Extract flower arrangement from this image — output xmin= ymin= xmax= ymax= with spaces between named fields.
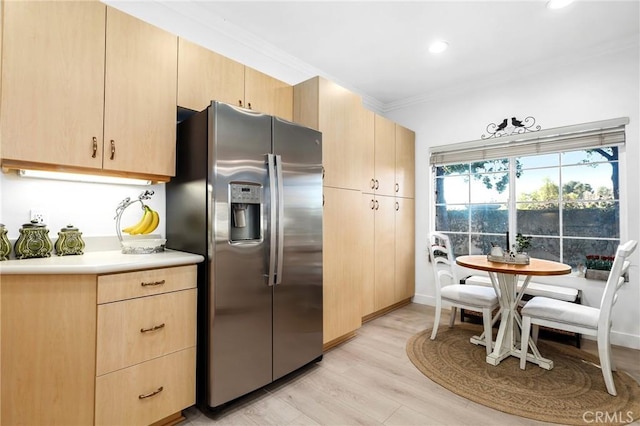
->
xmin=585 ymin=254 xmax=615 ymax=271
xmin=514 ymin=233 xmax=532 ymax=253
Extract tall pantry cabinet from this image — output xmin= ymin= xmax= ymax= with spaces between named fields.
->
xmin=294 ymin=77 xmax=415 ymax=346
xmin=0 ymin=2 xmax=178 ymax=180
xmin=294 ymin=76 xmax=374 ymax=347
xmin=361 ymin=115 xmax=415 ymax=317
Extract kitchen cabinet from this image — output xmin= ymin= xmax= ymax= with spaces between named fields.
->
xmin=0 ymin=265 xmax=197 ymax=426
xmin=363 ymin=115 xmax=415 ymax=198
xmin=178 ymin=37 xmax=293 ymax=120
xmin=361 ymin=194 xmax=414 ymax=318
xmin=322 ymin=187 xmax=364 ymax=347
xmin=395 ymin=124 xmax=416 ymax=198
xmin=294 ymin=76 xmax=374 ymax=191
xmin=0 ymin=2 xmax=177 ymax=180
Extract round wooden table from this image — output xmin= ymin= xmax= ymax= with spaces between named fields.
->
xmin=456 ymin=255 xmax=571 ymax=369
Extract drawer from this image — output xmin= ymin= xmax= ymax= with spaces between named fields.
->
xmin=95 ymin=347 xmax=196 ymax=426
xmin=98 ymin=264 xmax=196 ymax=303
xmin=96 ymin=288 xmax=196 ymax=376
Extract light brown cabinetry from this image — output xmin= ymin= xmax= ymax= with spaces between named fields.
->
xmin=294 ymin=76 xmax=374 ymax=190
xmin=178 ymin=38 xmax=293 ymax=120
xmin=0 ymin=2 xmax=177 ymax=180
xmin=0 ymin=265 xmax=197 ymax=426
xmin=95 ymin=265 xmax=197 ymax=425
xmin=395 ymin=124 xmax=416 ymax=198
xmin=361 ymin=194 xmax=415 ymax=317
xmin=322 ymin=187 xmax=364 ymax=346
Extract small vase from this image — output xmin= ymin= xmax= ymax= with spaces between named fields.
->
xmin=0 ymin=224 xmax=11 ymax=261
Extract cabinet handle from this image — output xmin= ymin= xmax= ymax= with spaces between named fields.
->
xmin=91 ymin=137 xmax=98 ymax=158
xmin=140 ymin=323 xmax=165 ymax=333
xmin=247 ymin=102 xmax=252 ymax=110
xmin=238 ymin=100 xmax=243 ymax=107
xmin=369 ymin=199 xmax=375 ymax=209
xmin=395 ymin=183 xmax=399 ymax=193
xmin=375 ymin=180 xmax=379 ymax=190
xmin=140 ymin=279 xmax=165 ymax=287
xmin=110 ymin=140 xmax=115 ymax=160
xmin=395 ymin=201 xmax=400 ymax=211
xmin=322 ymin=166 xmax=325 ymax=180
xmin=374 ymin=200 xmax=379 ymax=210
xmin=138 ymin=386 xmax=163 ymax=400
xmin=370 ymin=179 xmax=375 ymax=189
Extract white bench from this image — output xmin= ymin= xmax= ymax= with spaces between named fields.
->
xmin=460 ymin=274 xmax=582 ymax=347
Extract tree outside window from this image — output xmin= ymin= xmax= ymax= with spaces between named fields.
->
xmin=434 ymin=147 xmax=620 ymax=269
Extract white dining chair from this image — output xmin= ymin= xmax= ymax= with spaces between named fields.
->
xmin=429 ymin=232 xmax=500 ymax=355
xmin=519 ymin=239 xmax=637 ymax=396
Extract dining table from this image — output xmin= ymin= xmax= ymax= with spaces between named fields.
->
xmin=455 ymin=255 xmax=571 ymax=369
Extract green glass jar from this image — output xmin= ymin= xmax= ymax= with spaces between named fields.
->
xmin=14 ymin=220 xmax=53 ymax=259
xmin=55 ymin=224 xmax=85 ymax=256
xmin=0 ymin=223 xmax=11 ymax=261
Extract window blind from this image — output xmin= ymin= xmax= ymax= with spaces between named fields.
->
xmin=429 ymin=117 xmax=628 ymax=166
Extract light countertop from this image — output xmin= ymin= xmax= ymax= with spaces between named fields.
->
xmin=0 ymin=249 xmax=204 ymax=275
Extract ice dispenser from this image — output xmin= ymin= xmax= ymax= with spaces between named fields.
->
xmin=229 ymin=183 xmax=262 ymax=242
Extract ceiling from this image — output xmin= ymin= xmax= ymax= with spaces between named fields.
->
xmin=109 ymin=1 xmax=639 ymax=111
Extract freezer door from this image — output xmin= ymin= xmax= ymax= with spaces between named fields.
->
xmin=210 ymin=102 xmax=274 ymax=407
xmin=272 ymin=117 xmax=323 ymax=380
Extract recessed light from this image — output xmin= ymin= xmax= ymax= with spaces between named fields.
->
xmin=546 ymin=0 xmax=575 ymax=10
xmin=428 ymin=40 xmax=449 ymax=54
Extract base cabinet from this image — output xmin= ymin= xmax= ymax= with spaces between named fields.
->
xmin=0 ymin=265 xmax=197 ymax=426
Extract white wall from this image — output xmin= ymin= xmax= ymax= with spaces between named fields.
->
xmin=0 ymin=172 xmax=166 ymax=248
xmin=386 ymin=45 xmax=640 ymax=349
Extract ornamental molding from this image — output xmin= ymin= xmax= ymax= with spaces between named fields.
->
xmin=481 ymin=116 xmax=541 ymax=139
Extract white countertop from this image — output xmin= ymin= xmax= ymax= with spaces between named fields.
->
xmin=0 ymin=249 xmax=204 ymax=275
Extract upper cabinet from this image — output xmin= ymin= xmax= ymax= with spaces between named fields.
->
xmin=103 ymin=7 xmax=177 ymax=178
xmin=294 ymin=76 xmax=373 ymax=190
xmin=0 ymin=3 xmax=178 ymax=180
xmin=0 ymin=1 xmax=106 ymax=170
xmin=177 ymin=38 xmax=245 ymax=112
xmin=177 ymin=38 xmax=293 ymax=120
xmin=395 ymin=124 xmax=415 ymax=198
xmin=363 ymin=115 xmax=415 ymax=198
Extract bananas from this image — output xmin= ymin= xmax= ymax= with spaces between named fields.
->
xmin=122 ymin=205 xmax=160 ymax=235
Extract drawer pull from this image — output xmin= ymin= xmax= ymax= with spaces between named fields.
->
xmin=140 ymin=279 xmax=165 ymax=287
xmin=140 ymin=323 xmax=165 ymax=333
xmin=138 ymin=386 xmax=163 ymax=399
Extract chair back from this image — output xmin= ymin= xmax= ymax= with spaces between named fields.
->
xmin=598 ymin=240 xmax=637 ymax=330
xmin=428 ymin=232 xmax=458 ymax=295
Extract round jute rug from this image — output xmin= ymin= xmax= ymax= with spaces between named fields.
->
xmin=406 ymin=323 xmax=640 ymax=425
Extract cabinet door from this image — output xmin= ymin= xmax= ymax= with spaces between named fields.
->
xmin=395 ymin=125 xmax=415 ymax=198
xmin=104 ymin=7 xmax=177 ymax=177
xmin=0 ymin=1 xmax=106 ymax=168
xmin=374 ymin=195 xmax=396 ymax=311
xmin=1 ymin=275 xmax=97 ymax=426
xmin=323 ymin=187 xmax=363 ymax=344
xmin=373 ymin=115 xmax=396 ymax=196
xmin=244 ymin=66 xmax=293 ymax=120
xmin=307 ymin=77 xmax=373 ymax=191
xmin=395 ymin=197 xmax=415 ymax=301
xmin=177 ymin=38 xmax=245 ymax=112
xmin=361 ymin=194 xmax=376 ymax=316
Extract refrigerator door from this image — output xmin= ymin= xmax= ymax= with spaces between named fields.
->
xmin=210 ymin=102 xmax=274 ymax=407
xmin=272 ymin=117 xmax=323 ymax=380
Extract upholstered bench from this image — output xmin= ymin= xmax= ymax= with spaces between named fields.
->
xmin=460 ymin=274 xmax=582 ymax=347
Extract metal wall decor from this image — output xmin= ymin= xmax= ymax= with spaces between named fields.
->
xmin=481 ymin=116 xmax=541 ymax=139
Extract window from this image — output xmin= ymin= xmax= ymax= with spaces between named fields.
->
xmin=431 ymin=118 xmax=627 ymax=269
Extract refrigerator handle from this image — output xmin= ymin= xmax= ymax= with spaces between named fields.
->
xmin=275 ymin=155 xmax=285 ymax=285
xmin=267 ymin=154 xmax=277 ymax=286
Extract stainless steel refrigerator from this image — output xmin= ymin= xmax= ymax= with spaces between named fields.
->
xmin=166 ymin=101 xmax=323 ymax=409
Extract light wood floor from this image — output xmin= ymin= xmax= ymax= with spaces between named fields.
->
xmin=181 ymin=303 xmax=640 ymax=426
